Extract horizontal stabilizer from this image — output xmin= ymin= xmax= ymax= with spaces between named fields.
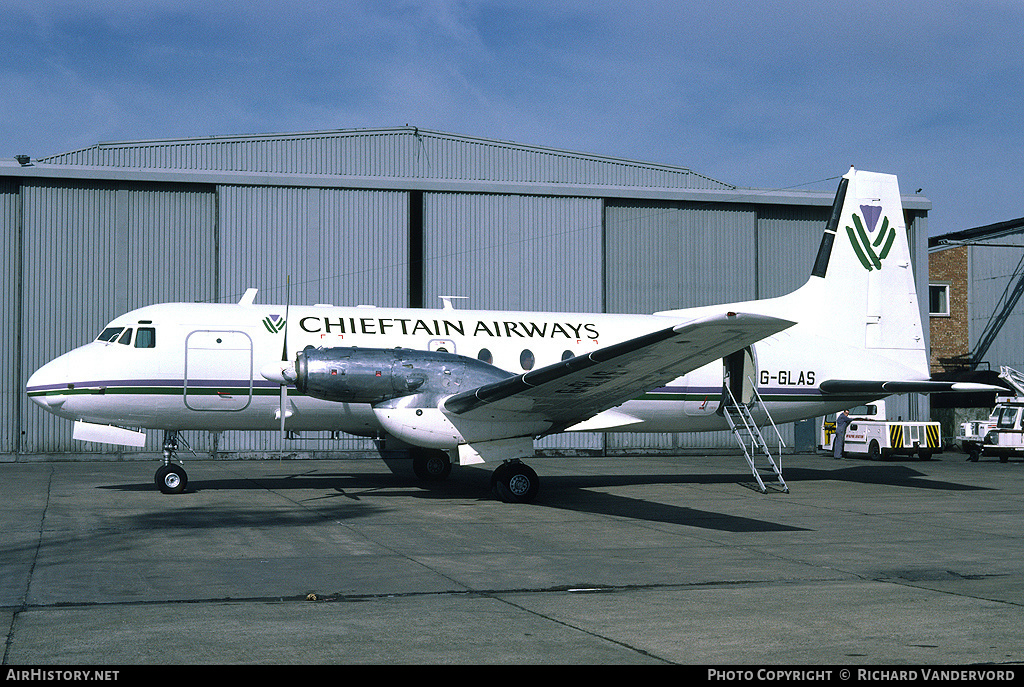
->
xmin=819 ymin=380 xmax=1007 ymax=395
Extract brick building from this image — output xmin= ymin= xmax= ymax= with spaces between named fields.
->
xmin=928 ymin=244 xmax=970 ymax=374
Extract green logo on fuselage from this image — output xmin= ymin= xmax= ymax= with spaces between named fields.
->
xmin=263 ymin=315 xmax=286 ymax=333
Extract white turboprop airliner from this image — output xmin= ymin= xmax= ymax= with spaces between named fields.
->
xmin=26 ymin=168 xmax=991 ymax=501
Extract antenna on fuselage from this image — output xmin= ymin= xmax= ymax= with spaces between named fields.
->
xmin=439 ymin=295 xmax=467 ymax=310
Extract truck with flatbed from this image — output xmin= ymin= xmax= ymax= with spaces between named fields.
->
xmin=820 ymin=399 xmax=942 ymax=460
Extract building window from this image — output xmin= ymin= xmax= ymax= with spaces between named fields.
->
xmin=929 ymin=284 xmax=950 ymax=316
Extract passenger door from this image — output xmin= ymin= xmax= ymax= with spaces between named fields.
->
xmin=183 ymin=330 xmax=254 ymax=411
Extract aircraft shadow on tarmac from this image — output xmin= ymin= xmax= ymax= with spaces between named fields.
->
xmin=98 ymin=458 xmax=988 ymax=534
xmin=785 ymin=462 xmax=991 ymax=492
xmin=100 ymin=466 xmax=794 ymax=532
xmin=527 ymin=463 xmax=988 ymax=532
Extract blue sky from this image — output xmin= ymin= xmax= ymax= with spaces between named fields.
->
xmin=3 ymin=0 xmax=1022 ymax=236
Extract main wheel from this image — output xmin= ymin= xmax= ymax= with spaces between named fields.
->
xmin=155 ymin=464 xmax=188 ymax=494
xmin=492 ymin=462 xmax=539 ymax=503
xmin=412 ymin=449 xmax=452 ymax=481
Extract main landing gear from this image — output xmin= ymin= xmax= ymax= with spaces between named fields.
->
xmin=490 ymin=460 xmax=539 ymax=503
xmin=410 ymin=449 xmax=540 ymax=503
xmin=155 ymin=430 xmax=189 ymax=494
xmin=411 ymin=448 xmax=453 ymax=481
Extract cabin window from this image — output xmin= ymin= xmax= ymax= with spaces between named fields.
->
xmin=135 ymin=327 xmax=156 ymax=348
xmin=477 ymin=348 xmax=493 ymax=364
xmin=97 ymin=327 xmax=123 ymax=342
xmin=561 ymin=350 xmax=574 ymax=361
xmin=520 ymin=349 xmax=535 ymax=370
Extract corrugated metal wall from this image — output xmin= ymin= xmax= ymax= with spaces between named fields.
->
xmin=1 ymin=180 xmax=18 ymax=453
xmin=125 ymin=184 xmax=218 ymax=309
xmin=424 ymin=193 xmax=603 ymax=311
xmin=216 ymin=186 xmax=408 ymax=308
xmin=605 ymin=200 xmax=758 ymax=312
xmin=970 ymin=235 xmax=1024 ymax=374
xmin=756 ymin=205 xmax=831 ymax=299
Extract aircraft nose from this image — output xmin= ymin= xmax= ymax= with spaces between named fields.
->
xmin=25 ymin=355 xmax=70 ymax=411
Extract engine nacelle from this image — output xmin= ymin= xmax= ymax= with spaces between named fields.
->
xmin=294 ymin=346 xmax=513 ymax=405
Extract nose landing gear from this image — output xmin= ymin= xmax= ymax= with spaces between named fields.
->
xmin=155 ymin=430 xmax=189 ymax=494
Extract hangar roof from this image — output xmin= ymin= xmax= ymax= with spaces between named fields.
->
xmin=929 ymin=216 xmax=1024 ymax=250
xmin=31 ymin=126 xmax=733 ymax=190
xmin=2 ymin=126 xmax=931 ymax=210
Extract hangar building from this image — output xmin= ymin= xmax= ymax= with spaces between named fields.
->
xmin=928 ymin=217 xmax=1024 ymax=438
xmin=1 ymin=127 xmax=933 ymax=459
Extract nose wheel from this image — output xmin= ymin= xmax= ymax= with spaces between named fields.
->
xmin=155 ymin=463 xmax=188 ymax=494
xmin=155 ymin=431 xmax=189 ymax=494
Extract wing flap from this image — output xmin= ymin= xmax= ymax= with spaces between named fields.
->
xmin=444 ymin=311 xmax=794 ymax=432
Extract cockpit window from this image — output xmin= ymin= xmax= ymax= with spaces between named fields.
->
xmin=117 ymin=328 xmax=133 ymax=345
xmin=135 ymin=327 xmax=156 ymax=348
xmin=97 ymin=327 xmax=123 ymax=342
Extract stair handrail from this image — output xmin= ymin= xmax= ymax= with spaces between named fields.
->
xmin=724 ymin=380 xmax=790 ymax=493
xmin=723 ymin=382 xmax=757 ymax=444
xmin=722 ymin=383 xmax=767 ymax=492
xmin=748 ymin=377 xmax=786 ymax=470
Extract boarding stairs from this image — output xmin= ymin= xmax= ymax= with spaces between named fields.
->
xmin=723 ymin=381 xmax=789 ymax=493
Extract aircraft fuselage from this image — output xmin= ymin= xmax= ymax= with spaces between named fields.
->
xmin=26 ymin=299 xmax=891 ymax=438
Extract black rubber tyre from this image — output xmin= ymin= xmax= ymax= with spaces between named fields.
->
xmin=493 ymin=462 xmax=539 ymax=503
xmin=868 ymin=441 xmax=881 ymax=462
xmin=155 ymin=464 xmax=188 ymax=494
xmin=412 ymin=449 xmax=452 ymax=481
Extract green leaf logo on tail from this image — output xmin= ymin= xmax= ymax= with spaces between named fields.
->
xmin=263 ymin=314 xmax=286 ymax=333
xmin=846 ymin=204 xmax=895 ymax=271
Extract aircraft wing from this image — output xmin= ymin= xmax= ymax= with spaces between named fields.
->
xmin=443 ymin=311 xmax=794 ymax=433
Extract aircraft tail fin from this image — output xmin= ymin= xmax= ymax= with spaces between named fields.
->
xmin=789 ymin=167 xmax=928 ymax=375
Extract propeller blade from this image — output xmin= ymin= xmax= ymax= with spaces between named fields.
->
xmin=280 ymin=384 xmax=287 ymax=436
xmin=280 ymin=276 xmax=291 ymax=438
xmin=281 ymin=276 xmax=290 ymax=362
